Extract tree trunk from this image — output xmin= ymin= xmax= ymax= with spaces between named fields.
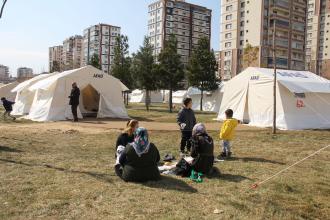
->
xmin=200 ymin=89 xmax=203 ymax=111
xmin=145 ymin=90 xmax=150 ymax=111
xmin=169 ymin=88 xmax=173 ymax=113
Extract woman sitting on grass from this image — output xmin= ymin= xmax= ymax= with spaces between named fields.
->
xmin=118 ymin=127 xmax=161 ymax=182
xmin=116 ymin=119 xmax=139 ymax=152
xmin=190 ymin=123 xmax=214 ymax=175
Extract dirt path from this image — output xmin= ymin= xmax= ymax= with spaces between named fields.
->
xmin=0 ymin=120 xmax=260 ymax=134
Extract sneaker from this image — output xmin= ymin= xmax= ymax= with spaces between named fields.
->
xmin=217 ymin=152 xmax=227 ymax=160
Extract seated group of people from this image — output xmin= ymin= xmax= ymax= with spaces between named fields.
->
xmin=114 ymin=119 xmax=214 ymax=183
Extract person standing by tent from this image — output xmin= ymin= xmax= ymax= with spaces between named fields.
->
xmin=1 ymin=97 xmax=16 ymax=121
xmin=177 ymin=97 xmax=196 ymax=155
xmin=68 ymin=82 xmax=80 ymax=122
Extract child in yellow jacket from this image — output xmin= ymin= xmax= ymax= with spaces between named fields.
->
xmin=218 ymin=109 xmax=239 ymax=159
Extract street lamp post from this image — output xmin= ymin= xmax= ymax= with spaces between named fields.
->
xmin=272 ymin=1 xmax=277 ymax=134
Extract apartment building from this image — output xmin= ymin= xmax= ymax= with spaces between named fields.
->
xmin=49 ymin=45 xmax=63 ymax=72
xmin=17 ymin=67 xmax=33 ymax=80
xmin=82 ymin=24 xmax=121 ymax=74
xmin=0 ymin=64 xmax=10 ymax=82
xmin=305 ymin=0 xmax=330 ymax=79
xmin=148 ymin=0 xmax=211 ymax=65
xmin=220 ymin=0 xmax=307 ymax=80
xmin=214 ymin=51 xmax=221 ymax=78
xmin=62 ymin=35 xmax=83 ymax=71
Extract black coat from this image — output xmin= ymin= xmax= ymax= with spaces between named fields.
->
xmin=116 ymin=133 xmax=134 ymax=149
xmin=2 ymin=100 xmax=15 ymax=111
xmin=119 ymin=143 xmax=161 ymax=182
xmin=177 ymin=108 xmax=196 ymax=131
xmin=190 ymin=134 xmax=214 ymax=174
xmin=69 ymin=87 xmax=80 ymax=106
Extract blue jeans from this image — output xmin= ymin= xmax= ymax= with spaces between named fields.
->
xmin=222 ymin=140 xmax=231 ymax=153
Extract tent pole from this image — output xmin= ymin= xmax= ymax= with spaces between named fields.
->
xmin=272 ymin=2 xmax=277 ymax=134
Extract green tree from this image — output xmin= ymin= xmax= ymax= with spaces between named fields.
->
xmin=131 ymin=37 xmax=159 ymax=111
xmin=243 ymin=43 xmax=259 ymax=69
xmin=112 ymin=35 xmax=133 ymax=89
xmin=157 ymin=34 xmax=185 ymax=113
xmin=187 ymin=37 xmax=219 ymax=111
xmin=89 ymin=53 xmax=101 ymax=70
xmin=50 ymin=61 xmax=61 ymax=73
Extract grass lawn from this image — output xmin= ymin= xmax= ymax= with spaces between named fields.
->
xmin=126 ymin=103 xmax=217 ymax=123
xmin=0 ymin=106 xmax=330 ymax=219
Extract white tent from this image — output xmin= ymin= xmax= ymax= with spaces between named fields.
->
xmin=172 ymin=90 xmax=188 ymax=104
xmin=189 ymin=83 xmax=225 ymax=112
xmin=0 ymin=82 xmax=19 ymax=101
xmin=26 ymin=66 xmax=129 ymax=121
xmin=11 ymin=73 xmax=56 ymax=115
xmin=217 ymin=67 xmax=330 ymax=130
xmin=129 ymin=89 xmax=163 ymax=103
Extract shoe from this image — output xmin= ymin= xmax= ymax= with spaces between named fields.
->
xmin=217 ymin=152 xmax=227 ymax=160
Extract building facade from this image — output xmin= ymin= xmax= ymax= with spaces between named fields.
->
xmin=62 ymin=35 xmax=83 ymax=71
xmin=82 ymin=24 xmax=121 ymax=74
xmin=49 ymin=45 xmax=63 ymax=72
xmin=0 ymin=64 xmax=10 ymax=82
xmin=220 ymin=0 xmax=307 ymax=80
xmin=305 ymin=0 xmax=330 ymax=79
xmin=17 ymin=67 xmax=33 ymax=81
xmin=148 ymin=0 xmax=212 ymax=65
xmin=214 ymin=51 xmax=221 ymax=79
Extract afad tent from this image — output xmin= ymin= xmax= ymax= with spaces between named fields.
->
xmin=129 ymin=89 xmax=163 ymax=103
xmin=11 ymin=73 xmax=56 ymax=115
xmin=0 ymin=82 xmax=20 ymax=101
xmin=172 ymin=90 xmax=188 ymax=104
xmin=26 ymin=66 xmax=129 ymax=121
xmin=217 ymin=67 xmax=330 ymax=130
xmin=188 ymin=83 xmax=225 ymax=112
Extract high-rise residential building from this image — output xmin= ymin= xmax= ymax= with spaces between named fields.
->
xmin=17 ymin=67 xmax=33 ymax=80
xmin=0 ymin=64 xmax=10 ymax=82
xmin=62 ymin=35 xmax=83 ymax=71
xmin=82 ymin=24 xmax=121 ymax=74
xmin=148 ymin=0 xmax=212 ymax=65
xmin=49 ymin=45 xmax=63 ymax=72
xmin=220 ymin=0 xmax=307 ymax=80
xmin=305 ymin=0 xmax=330 ymax=79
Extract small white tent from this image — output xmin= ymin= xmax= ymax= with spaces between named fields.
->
xmin=129 ymin=89 xmax=163 ymax=103
xmin=189 ymin=83 xmax=225 ymax=112
xmin=217 ymin=67 xmax=330 ymax=130
xmin=11 ymin=73 xmax=56 ymax=115
xmin=26 ymin=66 xmax=129 ymax=121
xmin=0 ymin=82 xmax=19 ymax=101
xmin=172 ymin=90 xmax=188 ymax=104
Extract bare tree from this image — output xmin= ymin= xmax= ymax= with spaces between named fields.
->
xmin=0 ymin=0 xmax=8 ymax=19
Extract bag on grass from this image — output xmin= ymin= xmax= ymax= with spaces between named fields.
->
xmin=174 ymin=158 xmax=191 ymax=177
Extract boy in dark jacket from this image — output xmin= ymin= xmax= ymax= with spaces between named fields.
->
xmin=1 ymin=97 xmax=16 ymax=120
xmin=177 ymin=97 xmax=196 ymax=154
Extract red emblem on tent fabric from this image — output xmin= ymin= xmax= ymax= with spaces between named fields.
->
xmin=296 ymin=99 xmax=305 ymax=108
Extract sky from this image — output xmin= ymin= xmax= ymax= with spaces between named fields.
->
xmin=0 ymin=0 xmax=220 ymax=76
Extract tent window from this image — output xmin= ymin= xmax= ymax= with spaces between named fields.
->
xmin=294 ymin=93 xmax=305 ymax=98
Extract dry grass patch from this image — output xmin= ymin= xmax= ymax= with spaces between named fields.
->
xmin=0 ymin=125 xmax=329 ymax=219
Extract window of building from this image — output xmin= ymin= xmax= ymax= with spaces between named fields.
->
xmin=226 ymin=24 xmax=232 ymax=29
xmin=225 ymin=33 xmax=232 ymax=39
xmin=225 ymin=51 xmax=231 ymax=56
xmin=225 ymin=42 xmax=231 ymax=48
xmin=226 ymin=5 xmax=233 ymax=11
xmin=226 ymin=14 xmax=232 ymax=20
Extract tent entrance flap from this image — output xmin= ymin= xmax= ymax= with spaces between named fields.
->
xmin=81 ymin=84 xmax=100 ymax=117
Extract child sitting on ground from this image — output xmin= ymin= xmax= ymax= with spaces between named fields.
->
xmin=218 ymin=109 xmax=238 ymax=159
xmin=1 ymin=97 xmax=16 ymax=121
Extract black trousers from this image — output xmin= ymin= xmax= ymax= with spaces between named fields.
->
xmin=180 ymin=130 xmax=192 ymax=152
xmin=71 ymin=104 xmax=78 ymax=121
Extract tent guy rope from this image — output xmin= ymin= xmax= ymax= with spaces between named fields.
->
xmin=251 ymin=144 xmax=330 ymax=189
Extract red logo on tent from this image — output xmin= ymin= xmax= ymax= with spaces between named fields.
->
xmin=296 ymin=99 xmax=305 ymax=108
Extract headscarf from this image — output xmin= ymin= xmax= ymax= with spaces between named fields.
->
xmin=131 ymin=127 xmax=150 ymax=157
xmin=192 ymin=123 xmax=206 ymax=136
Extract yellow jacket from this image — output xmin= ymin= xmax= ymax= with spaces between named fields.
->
xmin=219 ymin=118 xmax=239 ymax=141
